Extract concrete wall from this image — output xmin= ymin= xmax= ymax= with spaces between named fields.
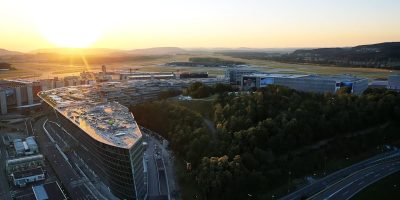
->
xmin=353 ymin=79 xmax=369 ymax=95
xmin=388 ymin=75 xmax=400 ymax=90
xmin=15 ymin=87 xmax=22 ymax=107
xmin=0 ymin=90 xmax=7 ymax=114
xmin=27 ymin=84 xmax=33 ymax=105
xmin=242 ymin=75 xmax=368 ymax=95
xmin=275 ymin=77 xmax=336 ymax=93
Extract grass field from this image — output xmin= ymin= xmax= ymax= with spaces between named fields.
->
xmin=1 ymin=53 xmax=399 ymax=80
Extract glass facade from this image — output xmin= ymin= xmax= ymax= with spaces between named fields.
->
xmin=43 ymin=103 xmax=145 ymax=200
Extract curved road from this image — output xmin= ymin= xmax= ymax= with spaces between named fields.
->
xmin=308 ymin=159 xmax=400 ymax=200
xmin=280 ymin=150 xmax=400 ymax=200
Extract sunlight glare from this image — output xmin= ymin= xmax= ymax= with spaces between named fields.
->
xmin=30 ymin=0 xmax=109 ymax=48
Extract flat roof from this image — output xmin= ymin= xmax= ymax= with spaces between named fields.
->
xmin=245 ymin=73 xmax=367 ymax=82
xmin=38 ymin=79 xmax=228 ymax=148
xmin=39 ymin=85 xmax=142 ymax=149
xmin=128 ymin=74 xmax=175 ymax=78
xmin=32 ymin=182 xmax=67 ymax=200
xmin=7 ymin=154 xmax=44 ymax=165
xmin=13 ymin=167 xmax=43 ymax=179
xmin=245 ymin=73 xmax=310 ymax=79
xmin=304 ymin=74 xmax=367 ymax=82
xmin=369 ymin=81 xmax=388 ymax=86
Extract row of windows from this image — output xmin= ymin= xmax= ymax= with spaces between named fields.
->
xmin=58 ymin=111 xmax=144 ymax=199
xmin=57 ymin=114 xmax=139 ymax=200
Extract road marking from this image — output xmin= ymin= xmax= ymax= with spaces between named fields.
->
xmin=358 ymin=181 xmax=364 ymax=186
xmin=24 ymin=120 xmax=29 ymax=135
xmin=363 ymin=172 xmax=374 ymax=177
xmin=324 ymin=181 xmax=355 ymax=200
xmin=29 ymin=119 xmax=34 ymax=135
xmin=374 ymin=173 xmax=381 ymax=178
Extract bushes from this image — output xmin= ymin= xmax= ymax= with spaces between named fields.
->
xmin=130 ymin=101 xmax=212 ymax=164
xmin=185 ymin=82 xmax=235 ymax=98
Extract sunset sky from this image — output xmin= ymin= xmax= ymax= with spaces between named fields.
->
xmin=1 ymin=0 xmax=400 ymax=52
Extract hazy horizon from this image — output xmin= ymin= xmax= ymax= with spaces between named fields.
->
xmin=1 ymin=0 xmax=400 ymax=52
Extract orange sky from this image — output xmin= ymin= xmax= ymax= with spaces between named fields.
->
xmin=1 ymin=0 xmax=400 ymax=52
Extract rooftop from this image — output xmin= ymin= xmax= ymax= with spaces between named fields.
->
xmin=39 ymin=85 xmax=142 ymax=149
xmin=246 ymin=73 xmax=367 ymax=82
xmin=13 ymin=167 xmax=44 ymax=179
xmin=304 ymin=74 xmax=367 ymax=82
xmin=248 ymin=73 xmax=309 ymax=79
xmin=38 ymin=79 xmax=227 ymax=148
xmin=32 ymin=182 xmax=67 ymax=200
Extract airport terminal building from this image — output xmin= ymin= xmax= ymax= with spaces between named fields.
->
xmin=388 ymin=74 xmax=400 ymax=91
xmin=241 ymin=74 xmax=369 ymax=94
xmin=39 ymin=86 xmax=146 ymax=200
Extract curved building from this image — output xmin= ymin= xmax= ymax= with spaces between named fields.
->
xmin=39 ymin=86 xmax=145 ymax=200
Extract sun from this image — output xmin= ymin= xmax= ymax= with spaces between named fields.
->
xmin=38 ymin=17 xmax=102 ymax=48
xmin=32 ymin=1 xmax=105 ymax=48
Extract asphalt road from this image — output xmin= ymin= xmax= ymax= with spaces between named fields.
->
xmin=145 ymin=135 xmax=161 ymax=197
xmin=24 ymin=118 xmax=34 ymax=136
xmin=309 ymin=160 xmax=400 ymax=200
xmin=280 ymin=150 xmax=400 ymax=200
xmin=159 ymin=170 xmax=168 ymax=195
xmin=142 ymin=127 xmax=174 ymax=200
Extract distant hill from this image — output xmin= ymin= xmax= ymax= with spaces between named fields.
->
xmin=221 ymin=42 xmax=400 ymax=68
xmin=192 ymin=47 xmax=297 ymax=54
xmin=0 ymin=48 xmax=23 ymax=56
xmin=7 ymin=47 xmax=187 ymax=64
xmin=288 ymin=42 xmax=400 ymax=68
xmin=30 ymin=47 xmax=187 ymax=56
xmin=30 ymin=48 xmax=123 ymax=56
xmin=124 ymin=47 xmax=187 ymax=55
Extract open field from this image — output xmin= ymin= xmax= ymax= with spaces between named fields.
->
xmin=212 ymin=54 xmax=400 ymax=79
xmin=1 ymin=53 xmax=399 ymax=80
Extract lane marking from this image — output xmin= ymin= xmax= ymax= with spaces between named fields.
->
xmin=324 ymin=181 xmax=355 ymax=200
xmin=363 ymin=172 xmax=374 ymax=177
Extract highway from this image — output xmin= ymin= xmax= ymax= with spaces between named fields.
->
xmin=308 ymin=160 xmax=400 ymax=200
xmin=280 ymin=149 xmax=400 ymax=200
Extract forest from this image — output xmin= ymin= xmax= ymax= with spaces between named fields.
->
xmin=0 ymin=62 xmax=15 ymax=70
xmin=131 ymin=85 xmax=400 ymax=199
xmin=184 ymin=82 xmax=236 ymax=98
xmin=221 ymin=42 xmax=400 ymax=68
